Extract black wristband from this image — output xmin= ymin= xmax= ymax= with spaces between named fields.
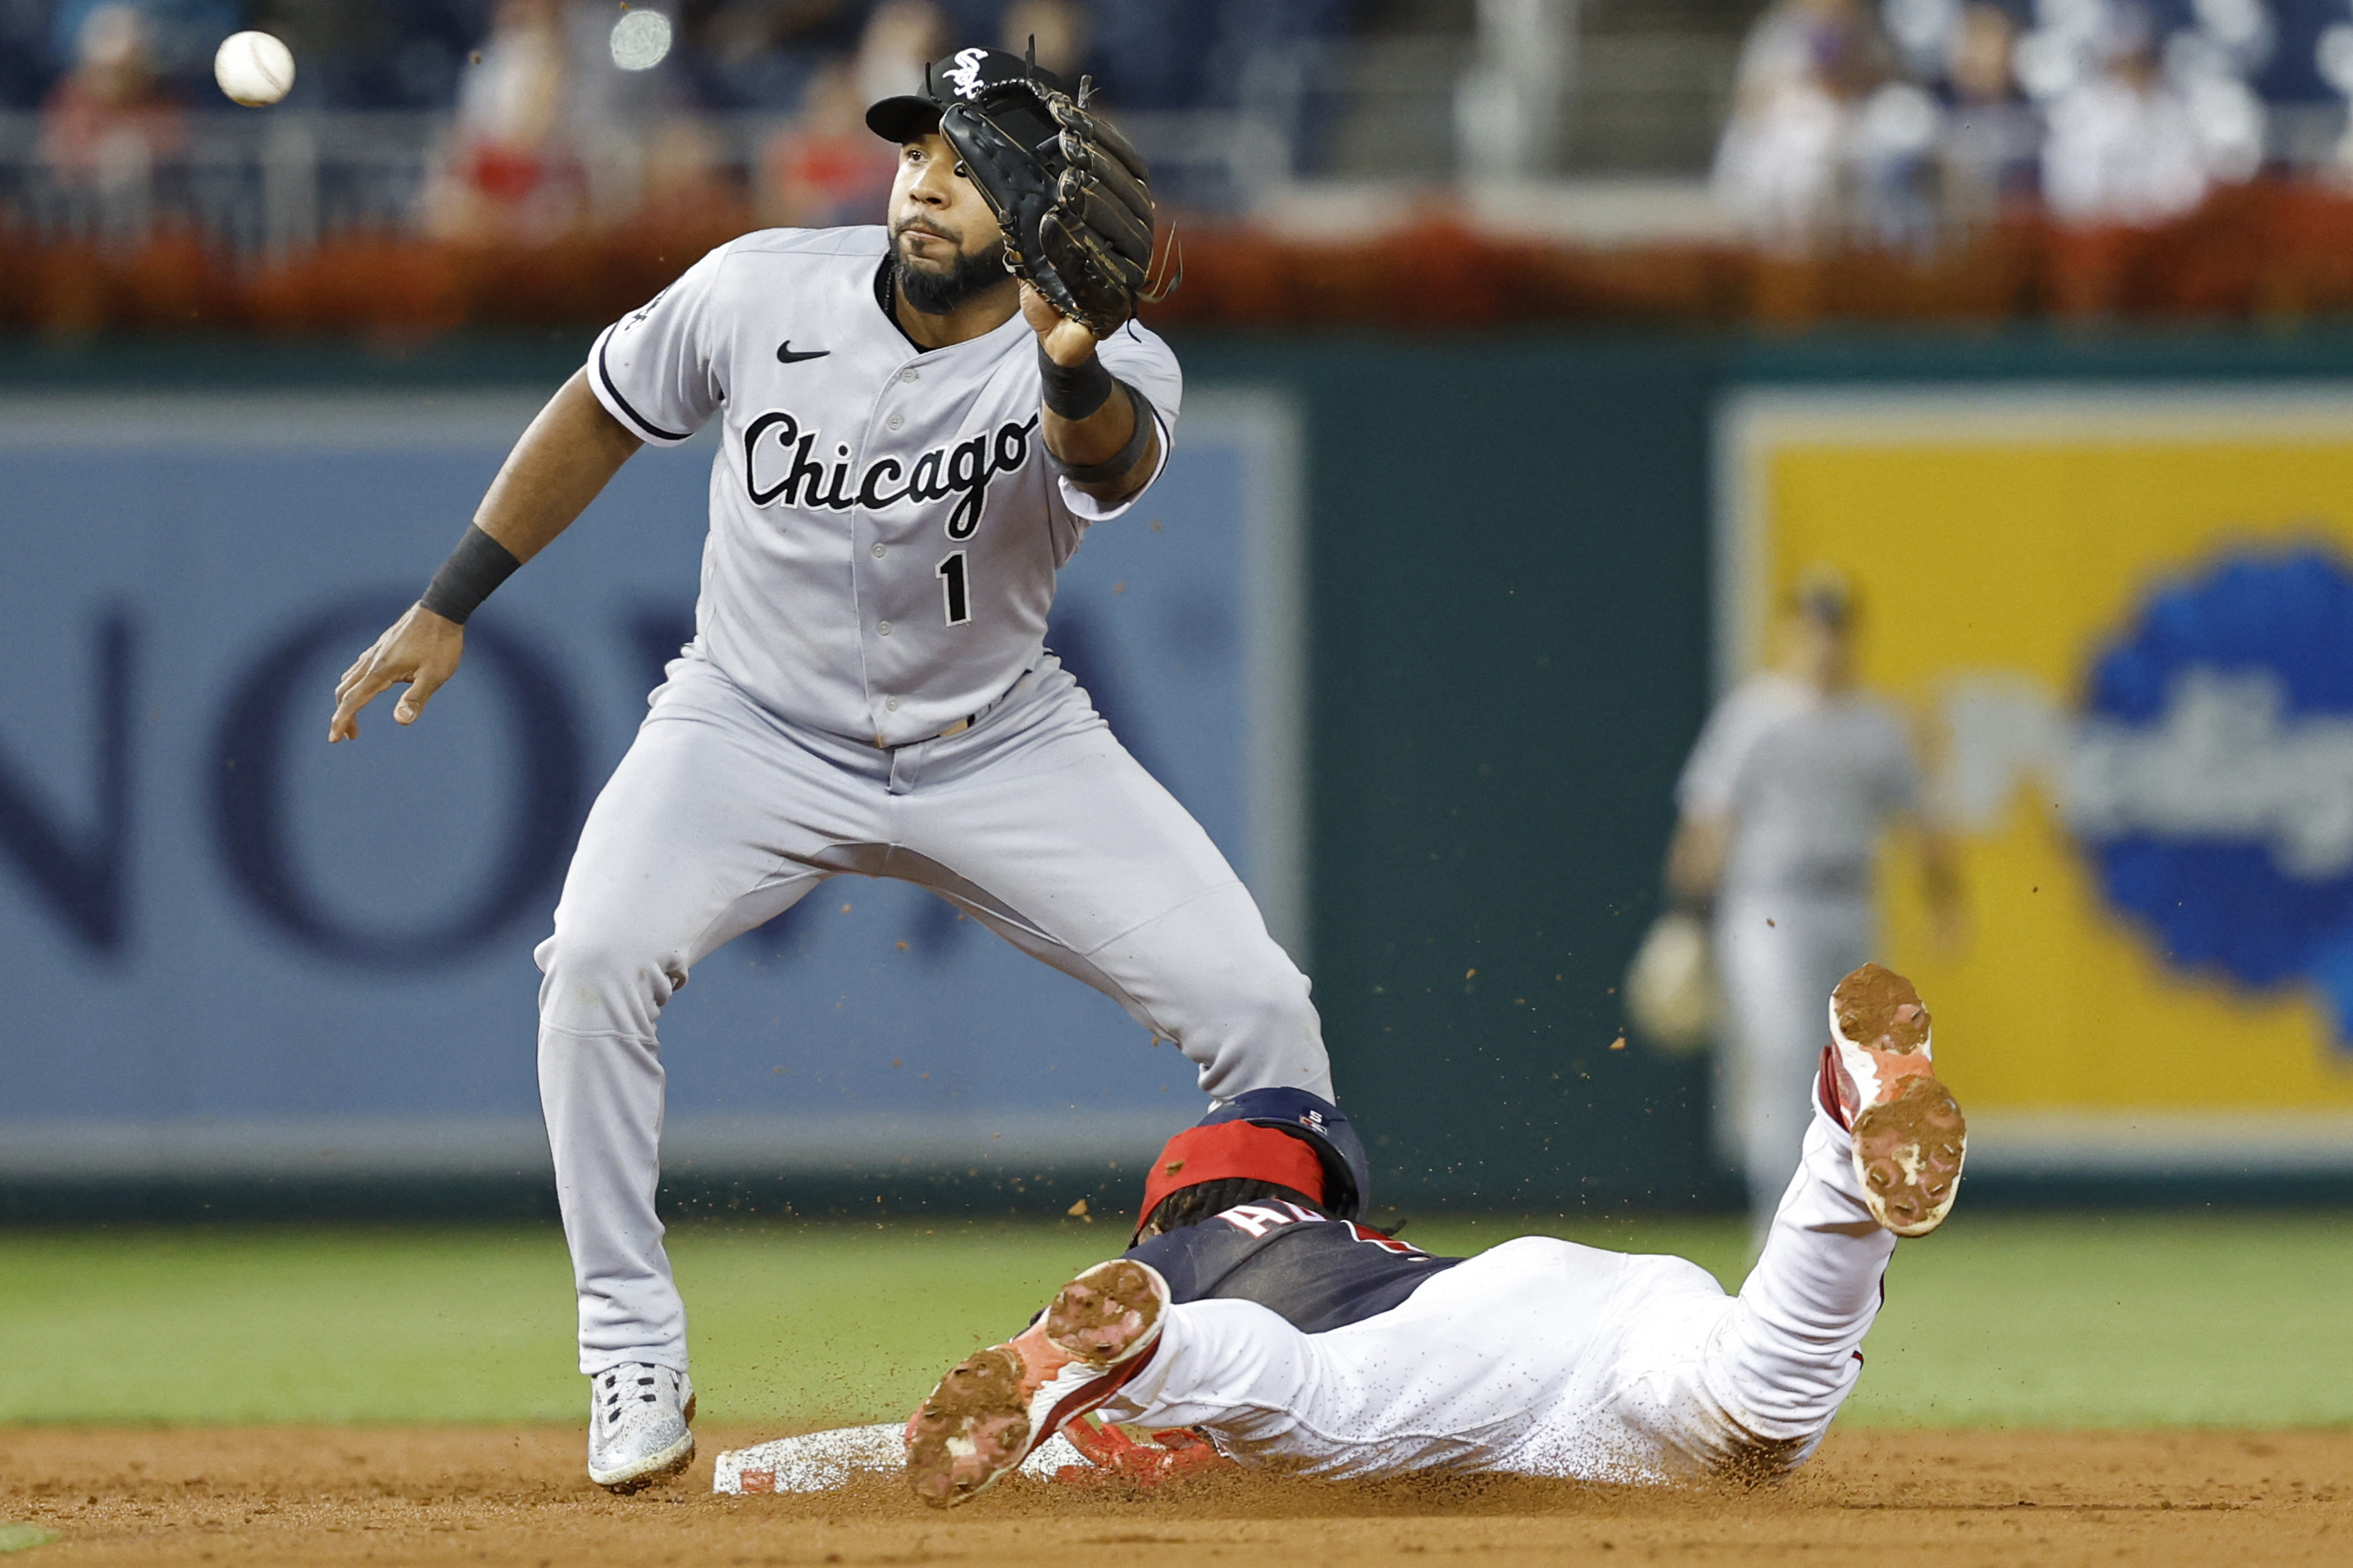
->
xmin=1038 ymin=343 xmax=1116 ymax=421
xmin=1046 ymin=384 xmax=1157 ymax=487
xmin=419 ymin=525 xmax=521 ymax=625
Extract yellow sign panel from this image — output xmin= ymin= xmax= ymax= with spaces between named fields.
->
xmin=1720 ymin=389 xmax=2353 ymax=1170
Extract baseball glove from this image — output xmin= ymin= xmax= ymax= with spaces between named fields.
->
xmin=939 ymin=73 xmax=1178 ymax=337
xmin=1625 ymin=911 xmax=1718 ymax=1056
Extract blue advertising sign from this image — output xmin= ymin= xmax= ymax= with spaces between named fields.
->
xmin=0 ymin=388 xmax=1303 ymax=1180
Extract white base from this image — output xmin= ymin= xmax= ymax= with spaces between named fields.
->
xmin=712 ymin=1422 xmax=1086 ymax=1495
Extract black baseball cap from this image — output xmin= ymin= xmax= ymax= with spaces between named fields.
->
xmin=865 ymin=46 xmax=1070 ymax=143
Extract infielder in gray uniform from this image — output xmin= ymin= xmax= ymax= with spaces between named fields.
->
xmin=326 ymin=48 xmax=1333 ymax=1492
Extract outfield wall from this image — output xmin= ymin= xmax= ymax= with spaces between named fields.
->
xmin=6 ymin=328 xmax=2353 ymax=1214
xmin=0 ymin=370 xmax=1304 ymax=1203
xmin=1272 ymin=328 xmax=2353 ymax=1208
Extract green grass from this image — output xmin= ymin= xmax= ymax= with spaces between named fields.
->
xmin=2 ymin=1211 xmax=2347 ymax=1429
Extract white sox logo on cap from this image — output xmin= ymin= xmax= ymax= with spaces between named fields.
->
xmin=942 ymin=48 xmax=989 ymax=99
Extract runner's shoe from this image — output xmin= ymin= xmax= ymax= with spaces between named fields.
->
xmin=1052 ymin=1414 xmax=1236 ymax=1488
xmin=1818 ymin=962 xmax=1967 ymax=1238
xmin=905 ymin=1258 xmax=1171 ymax=1508
xmin=586 ymin=1364 xmax=696 ymax=1492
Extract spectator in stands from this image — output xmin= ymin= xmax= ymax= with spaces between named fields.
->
xmin=39 ymin=2 xmax=185 ymax=230
xmin=2041 ymin=0 xmax=2213 ymax=225
xmin=758 ymin=61 xmax=895 ymax=228
xmin=1712 ymin=0 xmax=1892 ymax=252
xmin=421 ymin=0 xmax=585 ymax=241
xmin=1847 ymin=75 xmax=1942 ymax=251
xmin=757 ymin=2 xmax=942 ymax=230
xmin=420 ymin=0 xmax=673 ymax=243
xmin=1937 ymin=1 xmax=2040 ymax=227
xmin=48 ymin=0 xmax=235 ymax=89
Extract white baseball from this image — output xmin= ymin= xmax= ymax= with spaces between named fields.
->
xmin=215 ymin=31 xmax=295 ymax=107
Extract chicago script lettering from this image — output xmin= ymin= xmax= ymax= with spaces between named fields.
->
xmin=744 ymin=411 xmax=1038 ymax=539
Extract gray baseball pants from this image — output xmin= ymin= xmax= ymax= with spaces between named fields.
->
xmin=535 ymin=652 xmax=1332 ymax=1375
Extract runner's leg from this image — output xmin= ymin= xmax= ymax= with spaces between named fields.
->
xmin=1590 ymin=1083 xmax=1893 ymax=1476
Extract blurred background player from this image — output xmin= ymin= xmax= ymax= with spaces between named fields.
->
xmin=903 ymin=963 xmax=1966 ymax=1503
xmin=1663 ymin=567 xmax=1959 ymax=1240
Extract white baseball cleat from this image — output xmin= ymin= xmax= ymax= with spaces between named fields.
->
xmin=1819 ymin=962 xmax=1967 ymax=1238
xmin=587 ymin=1364 xmax=697 ymax=1492
xmin=904 ymin=1258 xmax=1172 ymax=1508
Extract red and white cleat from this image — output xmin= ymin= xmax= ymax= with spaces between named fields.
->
xmin=1818 ymin=962 xmax=1967 ymax=1238
xmin=904 ymin=1258 xmax=1172 ymax=1508
xmin=1052 ymin=1413 xmax=1237 ymax=1488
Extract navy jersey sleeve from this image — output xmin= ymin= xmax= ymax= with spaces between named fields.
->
xmin=1126 ymin=1201 xmax=1462 ymax=1335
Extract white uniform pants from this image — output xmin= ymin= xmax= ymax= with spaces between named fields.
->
xmin=1100 ymin=1093 xmax=1893 ymax=1483
xmin=539 ymin=654 xmax=1331 ymax=1374
xmin=1713 ymin=893 xmax=1873 ymax=1225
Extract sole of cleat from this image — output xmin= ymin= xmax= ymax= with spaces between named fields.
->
xmin=589 ymin=1384 xmax=695 ymax=1493
xmin=591 ymin=1431 xmax=694 ymax=1493
xmin=906 ymin=1261 xmax=1168 ymax=1509
xmin=906 ymin=1347 xmax=1032 ymax=1508
xmin=1852 ymin=1073 xmax=1967 ymax=1237
xmin=1044 ymin=1260 xmax=1164 ymax=1366
xmin=1833 ymin=961 xmax=1932 ymax=1054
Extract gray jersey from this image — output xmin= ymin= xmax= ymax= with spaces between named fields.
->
xmin=1677 ymin=674 xmax=1919 ymax=898
xmin=587 ymin=225 xmax=1182 ymax=747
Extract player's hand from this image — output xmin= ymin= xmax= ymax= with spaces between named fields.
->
xmin=1020 ymin=282 xmax=1102 ymax=366
xmin=327 ymin=603 xmax=463 ymax=742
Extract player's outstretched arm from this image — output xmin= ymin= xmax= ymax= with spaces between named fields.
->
xmin=1021 ymin=284 xmax=1160 ymax=507
xmin=327 ymin=370 xmax=641 ymax=742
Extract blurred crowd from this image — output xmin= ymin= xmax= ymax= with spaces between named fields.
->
xmin=1714 ymin=0 xmax=2353 ymax=250
xmin=4 ymin=0 xmax=1347 ymax=243
xmin=19 ymin=0 xmax=2353 ymax=259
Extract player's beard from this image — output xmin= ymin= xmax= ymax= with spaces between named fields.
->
xmin=891 ymin=229 xmax=1012 ymax=315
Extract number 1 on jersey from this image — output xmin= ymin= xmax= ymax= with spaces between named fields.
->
xmin=936 ymin=550 xmax=971 ymax=626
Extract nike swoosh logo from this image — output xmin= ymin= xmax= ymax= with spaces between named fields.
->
xmin=776 ymin=342 xmax=831 ymax=364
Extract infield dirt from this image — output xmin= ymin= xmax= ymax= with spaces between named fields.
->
xmin=2 ymin=1425 xmax=2346 ymax=1566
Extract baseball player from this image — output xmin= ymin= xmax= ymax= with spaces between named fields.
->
xmin=325 ymin=48 xmax=1332 ymax=1492
xmin=1667 ymin=568 xmax=1959 ymax=1238
xmin=903 ymin=962 xmax=1964 ymax=1502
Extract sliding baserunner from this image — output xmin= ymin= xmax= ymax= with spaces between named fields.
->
xmin=903 ymin=963 xmax=1964 ymax=1500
